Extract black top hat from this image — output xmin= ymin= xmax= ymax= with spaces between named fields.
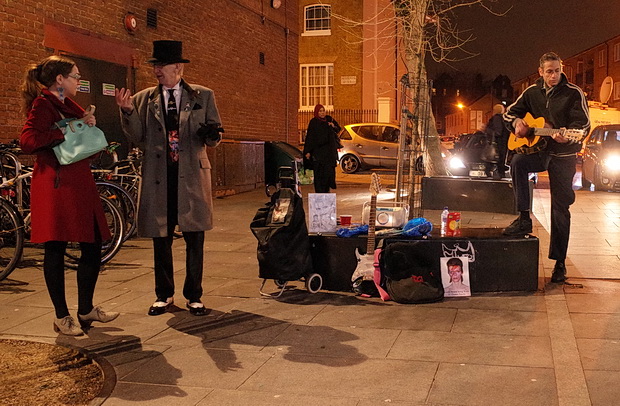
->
xmin=148 ymin=40 xmax=190 ymax=64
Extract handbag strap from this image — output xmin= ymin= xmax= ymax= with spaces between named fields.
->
xmin=54 ymin=105 xmax=96 ymax=129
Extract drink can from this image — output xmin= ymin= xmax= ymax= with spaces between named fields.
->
xmin=446 ymin=212 xmax=461 ymax=236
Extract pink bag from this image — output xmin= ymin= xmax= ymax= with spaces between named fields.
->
xmin=373 ymin=248 xmax=391 ymax=301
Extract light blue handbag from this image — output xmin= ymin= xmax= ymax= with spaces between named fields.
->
xmin=53 ymin=105 xmax=108 ymax=165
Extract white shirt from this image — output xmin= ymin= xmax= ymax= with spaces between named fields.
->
xmin=162 ymin=83 xmax=181 ymax=112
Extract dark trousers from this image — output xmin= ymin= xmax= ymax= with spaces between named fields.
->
xmin=313 ymin=161 xmax=336 ymax=193
xmin=152 ymin=228 xmax=204 ymax=302
xmin=152 ymin=162 xmax=205 ymax=302
xmin=44 ymin=240 xmax=101 ymax=319
xmin=497 ymin=136 xmax=509 ymax=176
xmin=510 ymin=152 xmax=576 ymax=261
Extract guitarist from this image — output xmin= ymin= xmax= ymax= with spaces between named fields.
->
xmin=502 ymin=52 xmax=590 ymax=284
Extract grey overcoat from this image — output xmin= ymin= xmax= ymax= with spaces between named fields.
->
xmin=120 ymin=80 xmax=222 ymax=237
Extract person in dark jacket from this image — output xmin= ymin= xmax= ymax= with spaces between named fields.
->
xmin=485 ymin=103 xmax=510 ymax=177
xmin=20 ymin=55 xmax=118 ymax=336
xmin=303 ymin=104 xmax=341 ymax=193
xmin=502 ymin=52 xmax=590 ymax=284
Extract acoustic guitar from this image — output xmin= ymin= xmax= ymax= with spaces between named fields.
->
xmin=351 ymin=173 xmax=381 ymax=294
xmin=507 ymin=113 xmax=585 ymax=153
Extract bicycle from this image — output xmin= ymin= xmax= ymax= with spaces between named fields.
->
xmin=0 ymin=197 xmax=24 ymax=280
xmin=91 ymin=144 xmax=142 ymax=241
xmin=0 ymin=144 xmax=126 ymax=276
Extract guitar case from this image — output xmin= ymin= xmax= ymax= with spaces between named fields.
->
xmin=250 ymin=188 xmax=313 ymax=281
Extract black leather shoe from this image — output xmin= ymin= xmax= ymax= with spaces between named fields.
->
xmin=551 ymin=262 xmax=567 ymax=283
xmin=187 ymin=301 xmax=209 ymax=316
xmin=502 ymin=217 xmax=533 ymax=236
xmin=148 ymin=297 xmax=173 ymax=316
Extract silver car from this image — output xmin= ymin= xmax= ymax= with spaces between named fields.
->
xmin=337 ymin=123 xmax=402 ymax=173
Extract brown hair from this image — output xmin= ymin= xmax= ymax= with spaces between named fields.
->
xmin=539 ymin=52 xmax=562 ymax=68
xmin=21 ymin=55 xmax=75 ymax=115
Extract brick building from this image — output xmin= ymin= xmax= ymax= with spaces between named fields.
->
xmin=297 ymin=1 xmax=406 ymax=140
xmin=512 ymin=35 xmax=620 ymax=108
xmin=1 ymin=0 xmax=299 ymax=194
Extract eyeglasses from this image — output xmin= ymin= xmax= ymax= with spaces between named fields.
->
xmin=67 ymin=73 xmax=81 ymax=80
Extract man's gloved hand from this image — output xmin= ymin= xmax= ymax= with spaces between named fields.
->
xmin=197 ymin=123 xmax=224 ymax=143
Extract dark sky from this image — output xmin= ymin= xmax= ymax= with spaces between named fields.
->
xmin=426 ymin=0 xmax=620 ymax=82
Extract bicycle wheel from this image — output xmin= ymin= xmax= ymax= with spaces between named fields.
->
xmin=0 ymin=199 xmax=24 ymax=280
xmin=96 ymin=181 xmax=137 ymax=242
xmin=100 ymin=195 xmax=124 ymax=264
xmin=65 ymin=195 xmax=124 ymax=267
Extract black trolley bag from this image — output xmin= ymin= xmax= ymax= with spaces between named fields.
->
xmin=250 ymin=187 xmax=323 ymax=297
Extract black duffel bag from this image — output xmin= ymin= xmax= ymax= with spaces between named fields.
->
xmin=379 ymin=241 xmax=444 ymax=304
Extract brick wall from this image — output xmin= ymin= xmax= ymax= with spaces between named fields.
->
xmin=298 ymin=0 xmax=363 ymax=110
xmin=0 ymin=0 xmax=299 ymax=145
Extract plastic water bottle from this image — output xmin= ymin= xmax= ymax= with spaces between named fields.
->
xmin=441 ymin=206 xmax=449 ymax=236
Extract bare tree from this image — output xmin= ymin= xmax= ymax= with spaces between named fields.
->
xmin=393 ymin=0 xmax=507 ymax=175
xmin=333 ymin=0 xmax=508 ymax=211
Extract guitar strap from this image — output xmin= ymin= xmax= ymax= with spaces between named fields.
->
xmin=514 ymin=138 xmax=547 ymax=155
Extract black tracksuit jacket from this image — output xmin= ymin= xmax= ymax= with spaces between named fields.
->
xmin=503 ymin=73 xmax=590 ymax=156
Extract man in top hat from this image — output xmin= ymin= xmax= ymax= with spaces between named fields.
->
xmin=115 ymin=40 xmax=223 ymax=316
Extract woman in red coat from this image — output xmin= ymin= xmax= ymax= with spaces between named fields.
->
xmin=20 ymin=55 xmax=118 ymax=335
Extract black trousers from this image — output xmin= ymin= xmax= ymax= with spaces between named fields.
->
xmin=152 ymin=163 xmax=205 ymax=302
xmin=313 ymin=161 xmax=336 ymax=193
xmin=510 ymin=152 xmax=576 ymax=261
xmin=496 ymin=136 xmax=509 ymax=176
xmin=44 ymin=239 xmax=101 ymax=319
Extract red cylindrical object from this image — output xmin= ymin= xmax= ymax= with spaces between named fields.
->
xmin=446 ymin=212 xmax=461 ymax=236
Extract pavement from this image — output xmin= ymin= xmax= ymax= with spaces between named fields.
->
xmin=1 ymin=170 xmax=619 ymax=406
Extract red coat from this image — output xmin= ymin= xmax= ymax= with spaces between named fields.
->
xmin=20 ymin=89 xmax=111 ymax=243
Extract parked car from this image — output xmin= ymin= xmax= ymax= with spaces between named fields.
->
xmin=447 ymin=131 xmax=503 ymax=178
xmin=338 ymin=123 xmax=400 ymax=173
xmin=440 ymin=135 xmax=456 ymax=150
xmin=337 ymin=123 xmax=451 ymax=174
xmin=581 ymin=125 xmax=620 ymax=191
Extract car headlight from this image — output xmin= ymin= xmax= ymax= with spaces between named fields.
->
xmin=449 ymin=156 xmax=466 ymax=169
xmin=603 ymin=155 xmax=620 ymax=171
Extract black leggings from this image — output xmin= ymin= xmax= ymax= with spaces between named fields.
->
xmin=44 ymin=240 xmax=102 ymax=319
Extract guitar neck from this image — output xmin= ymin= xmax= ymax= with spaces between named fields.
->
xmin=367 ymin=195 xmax=376 ymax=254
xmin=532 ymin=128 xmax=563 ymax=137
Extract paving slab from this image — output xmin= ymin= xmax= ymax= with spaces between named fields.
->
xmin=583 ymin=370 xmax=620 ymax=406
xmin=576 ymin=338 xmax=620 ymax=371
xmin=267 ymin=324 xmax=400 ymax=359
xmin=427 ymin=363 xmax=558 ymax=406
xmin=451 ymin=308 xmax=550 ymax=336
xmin=566 ymin=293 xmax=620 ymax=313
xmin=388 ymin=330 xmax=553 ymax=367
xmin=198 ymin=389 xmax=358 ymax=406
xmin=239 ymin=352 xmax=439 ymax=403
xmin=121 ymin=344 xmax=274 ymax=388
xmin=309 ymin=302 xmax=457 ymax=332
xmin=102 ymin=382 xmax=212 ymax=405
xmin=570 ymin=313 xmax=620 ymax=339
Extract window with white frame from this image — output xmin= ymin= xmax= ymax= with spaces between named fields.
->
xmin=598 ymin=49 xmax=606 ymax=67
xmin=614 ymin=43 xmax=620 ymax=62
xmin=615 ymin=84 xmax=620 ymax=100
xmin=303 ymin=4 xmax=331 ymax=36
xmin=300 ymin=64 xmax=334 ymax=110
